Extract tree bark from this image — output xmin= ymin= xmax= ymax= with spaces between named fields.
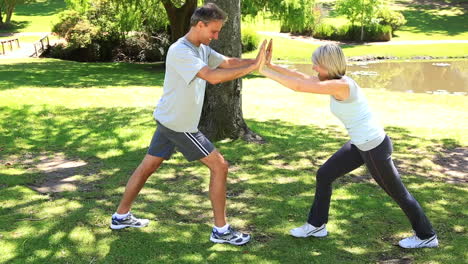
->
xmin=199 ymin=0 xmax=263 ymax=143
xmin=161 ymin=0 xmax=197 ymax=43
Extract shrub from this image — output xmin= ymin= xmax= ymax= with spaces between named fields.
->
xmin=376 ymin=8 xmax=407 ymax=32
xmin=312 ymin=23 xmax=337 ymax=39
xmin=114 ymin=32 xmax=170 ymax=62
xmin=51 ymin=10 xmax=83 ymax=38
xmin=365 ymin=24 xmax=392 ymax=41
xmin=313 ymin=23 xmax=391 ymax=41
xmin=241 ymin=27 xmax=259 ymax=52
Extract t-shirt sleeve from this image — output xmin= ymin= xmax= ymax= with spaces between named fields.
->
xmin=168 ymin=46 xmax=207 ymax=85
xmin=208 ymin=47 xmax=226 ymax=69
xmin=343 ymin=77 xmax=359 ymax=102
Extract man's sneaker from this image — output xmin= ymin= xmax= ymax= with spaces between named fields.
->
xmin=210 ymin=226 xmax=251 ymax=246
xmin=110 ymin=213 xmax=149 ymax=230
xmin=398 ymin=234 xmax=438 ymax=249
xmin=290 ymin=223 xmax=327 ymax=238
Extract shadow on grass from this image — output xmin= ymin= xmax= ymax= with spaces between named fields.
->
xmin=14 ymin=0 xmax=66 ymax=17
xmin=399 ymin=3 xmax=468 ymax=36
xmin=0 ymin=0 xmax=66 ymax=33
xmin=0 ymin=60 xmax=165 ymax=89
xmin=0 ymin=21 xmax=30 ymax=33
xmin=0 ymin=105 xmax=466 ymax=263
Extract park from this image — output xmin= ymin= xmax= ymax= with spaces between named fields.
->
xmin=0 ymin=0 xmax=467 ymax=263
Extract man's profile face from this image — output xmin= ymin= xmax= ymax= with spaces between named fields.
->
xmin=198 ymin=20 xmax=223 ymax=45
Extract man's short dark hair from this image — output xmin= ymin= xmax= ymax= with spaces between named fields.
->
xmin=190 ymin=3 xmax=227 ymax=27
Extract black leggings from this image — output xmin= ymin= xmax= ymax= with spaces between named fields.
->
xmin=307 ymin=135 xmax=435 ymax=239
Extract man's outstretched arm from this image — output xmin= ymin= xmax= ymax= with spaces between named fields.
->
xmin=197 ymin=40 xmax=267 ymax=84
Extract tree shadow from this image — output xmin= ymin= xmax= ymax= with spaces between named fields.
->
xmin=13 ymin=0 xmax=66 ymax=17
xmin=399 ymin=3 xmax=468 ymax=36
xmin=0 ymin=106 xmax=466 ymax=263
xmin=0 ymin=60 xmax=165 ymax=90
xmin=0 ymin=21 xmax=30 ymax=33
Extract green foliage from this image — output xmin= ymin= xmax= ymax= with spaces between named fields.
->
xmin=335 ymin=0 xmax=384 ymax=26
xmin=51 ymin=0 xmax=170 ymax=61
xmin=115 ymin=32 xmax=170 ymax=62
xmin=0 ymin=0 xmax=25 ymax=25
xmin=376 ymin=7 xmax=407 ymax=32
xmin=335 ymin=0 xmax=386 ymax=40
xmin=242 ymin=0 xmax=319 ymax=35
xmin=279 ymin=0 xmax=318 ymax=34
xmin=313 ymin=22 xmax=391 ymax=41
xmin=51 ymin=10 xmax=83 ymax=39
xmin=241 ymin=27 xmax=259 ymax=52
xmin=312 ymin=23 xmax=336 ymax=39
xmin=66 ymin=19 xmax=98 ymax=48
xmin=64 ymin=0 xmax=168 ymax=33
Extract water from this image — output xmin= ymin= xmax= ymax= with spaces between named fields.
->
xmin=290 ymin=60 xmax=468 ymax=95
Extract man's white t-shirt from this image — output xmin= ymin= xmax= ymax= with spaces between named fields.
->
xmin=154 ymin=37 xmax=225 ymax=132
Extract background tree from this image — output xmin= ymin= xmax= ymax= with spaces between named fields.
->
xmin=241 ymin=0 xmax=318 ymax=34
xmin=0 ymin=0 xmax=25 ymax=27
xmin=199 ymin=0 xmax=263 ymax=142
xmin=65 ymin=0 xmax=195 ymax=43
xmin=336 ymin=0 xmax=385 ymax=41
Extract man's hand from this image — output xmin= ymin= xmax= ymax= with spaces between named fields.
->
xmin=265 ymin=39 xmax=273 ymax=66
xmin=254 ymin=40 xmax=267 ymax=71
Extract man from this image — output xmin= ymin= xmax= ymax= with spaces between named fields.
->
xmin=110 ymin=3 xmax=266 ymax=246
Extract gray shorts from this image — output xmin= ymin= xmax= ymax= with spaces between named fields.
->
xmin=147 ymin=121 xmax=215 ymax=161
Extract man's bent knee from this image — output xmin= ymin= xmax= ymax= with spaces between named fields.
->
xmin=201 ymin=150 xmax=229 ymax=175
xmin=140 ymin=155 xmax=165 ymax=174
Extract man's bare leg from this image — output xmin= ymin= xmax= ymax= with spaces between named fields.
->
xmin=200 ymin=150 xmax=228 ymax=227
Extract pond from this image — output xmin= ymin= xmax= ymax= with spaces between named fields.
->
xmin=290 ymin=60 xmax=468 ymax=95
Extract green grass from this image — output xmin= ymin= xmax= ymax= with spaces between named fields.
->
xmin=243 ymin=36 xmax=468 ymax=62
xmin=394 ymin=0 xmax=468 ymax=40
xmin=0 ymin=0 xmax=66 ymax=33
xmin=0 ymin=58 xmax=467 ymax=263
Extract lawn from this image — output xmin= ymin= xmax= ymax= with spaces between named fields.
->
xmin=0 ymin=0 xmax=66 ymax=33
xmin=317 ymin=0 xmax=468 ymax=40
xmin=0 ymin=58 xmax=467 ymax=263
xmin=242 ymin=36 xmax=468 ymax=62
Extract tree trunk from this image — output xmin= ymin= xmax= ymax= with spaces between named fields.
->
xmin=162 ymin=0 xmax=197 ymax=43
xmin=199 ymin=0 xmax=263 ymax=142
xmin=0 ymin=5 xmax=3 ymax=24
xmin=4 ymin=0 xmax=16 ymax=24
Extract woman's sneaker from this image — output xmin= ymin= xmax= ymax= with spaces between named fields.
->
xmin=290 ymin=223 xmax=327 ymax=238
xmin=110 ymin=213 xmax=149 ymax=230
xmin=398 ymin=234 xmax=438 ymax=249
xmin=210 ymin=226 xmax=251 ymax=246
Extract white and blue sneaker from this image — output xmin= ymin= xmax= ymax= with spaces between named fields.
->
xmin=290 ymin=223 xmax=327 ymax=238
xmin=210 ymin=226 xmax=251 ymax=245
xmin=110 ymin=213 xmax=149 ymax=230
xmin=399 ymin=233 xmax=438 ymax=249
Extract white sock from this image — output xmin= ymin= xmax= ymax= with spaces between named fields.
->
xmin=113 ymin=212 xmax=130 ymax=219
xmin=214 ymin=223 xmax=229 ymax=233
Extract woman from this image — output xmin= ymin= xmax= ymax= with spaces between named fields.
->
xmin=259 ymin=41 xmax=438 ymax=249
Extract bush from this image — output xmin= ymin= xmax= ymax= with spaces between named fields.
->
xmin=52 ymin=10 xmax=83 ymax=38
xmin=241 ymin=28 xmax=259 ymax=52
xmin=114 ymin=32 xmax=170 ymax=62
xmin=376 ymin=8 xmax=406 ymax=32
xmin=365 ymin=24 xmax=392 ymax=41
xmin=312 ymin=23 xmax=337 ymax=39
xmin=313 ymin=23 xmax=391 ymax=41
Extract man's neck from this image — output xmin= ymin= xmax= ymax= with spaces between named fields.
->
xmin=185 ymin=29 xmax=201 ymax=47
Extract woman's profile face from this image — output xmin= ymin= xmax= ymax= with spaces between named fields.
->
xmin=313 ymin=64 xmax=329 ymax=81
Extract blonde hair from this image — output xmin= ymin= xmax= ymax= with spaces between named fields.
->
xmin=312 ymin=44 xmax=347 ymax=80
